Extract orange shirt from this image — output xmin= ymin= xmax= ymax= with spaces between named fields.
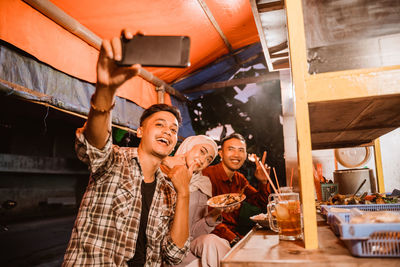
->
xmin=202 ymin=163 xmax=271 ymax=241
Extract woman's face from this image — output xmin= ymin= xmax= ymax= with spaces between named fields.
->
xmin=185 ymin=143 xmax=215 ymax=173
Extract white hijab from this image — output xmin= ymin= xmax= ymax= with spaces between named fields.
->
xmin=175 ymin=135 xmax=218 ymax=197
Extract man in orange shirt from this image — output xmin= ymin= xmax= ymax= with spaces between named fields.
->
xmin=202 ymin=133 xmax=271 ymax=246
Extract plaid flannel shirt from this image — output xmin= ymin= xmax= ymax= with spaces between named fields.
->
xmin=62 ymin=127 xmax=189 ymax=266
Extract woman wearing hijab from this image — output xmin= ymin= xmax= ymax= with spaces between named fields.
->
xmin=161 ymin=135 xmax=231 ymax=267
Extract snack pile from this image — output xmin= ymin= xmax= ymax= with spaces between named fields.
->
xmin=321 ymin=193 xmax=398 ymax=205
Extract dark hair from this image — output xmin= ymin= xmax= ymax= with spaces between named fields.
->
xmin=139 ymin=104 xmax=182 ymax=126
xmin=221 ymin=133 xmax=246 ymax=148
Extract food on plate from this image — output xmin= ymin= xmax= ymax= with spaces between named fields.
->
xmin=207 ymin=193 xmax=245 ymax=208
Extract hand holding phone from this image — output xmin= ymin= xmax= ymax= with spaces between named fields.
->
xmin=117 ymin=34 xmax=191 ymax=68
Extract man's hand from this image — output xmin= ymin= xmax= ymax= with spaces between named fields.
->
xmin=96 ymin=30 xmax=141 ymax=97
xmin=254 ymin=151 xmax=270 ymax=184
xmin=85 ymin=29 xmax=141 ymax=149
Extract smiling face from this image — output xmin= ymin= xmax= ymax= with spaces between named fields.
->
xmin=137 ymin=111 xmax=179 ymax=159
xmin=219 ymin=137 xmax=247 ymax=172
xmin=185 ymin=143 xmax=215 ymax=173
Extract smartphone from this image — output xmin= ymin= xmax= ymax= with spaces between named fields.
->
xmin=117 ymin=35 xmax=191 ymax=68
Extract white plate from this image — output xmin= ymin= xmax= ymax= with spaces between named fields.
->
xmin=250 ymin=213 xmax=269 ymax=228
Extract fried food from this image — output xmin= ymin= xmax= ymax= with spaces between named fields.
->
xmin=207 ymin=193 xmax=245 ymax=208
xmin=320 ymin=192 xmax=398 ymax=206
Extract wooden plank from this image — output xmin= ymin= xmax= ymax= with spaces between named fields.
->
xmin=272 ymin=58 xmax=289 ymax=69
xmin=270 ymin=52 xmax=289 ymax=58
xmin=302 ymin=0 xmax=400 ymax=49
xmin=285 ymin=0 xmax=318 ymax=249
xmin=305 ymin=65 xmax=400 ymax=102
xmin=197 ymin=0 xmax=233 ymax=52
xmin=268 ymin=41 xmax=288 ymax=54
xmin=308 ymin=94 xmax=400 ymax=149
xmin=182 ymin=72 xmax=280 ymax=94
xmin=374 ymin=139 xmax=386 ymax=193
xmin=249 ymin=0 xmax=274 ymax=71
xmin=311 ymin=127 xmax=396 ymax=150
xmin=307 ymin=34 xmax=400 ymax=74
xmin=257 ymin=0 xmax=284 ymax=13
xmin=221 ymin=224 xmax=400 ymax=266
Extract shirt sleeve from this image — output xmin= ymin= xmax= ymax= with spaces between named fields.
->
xmin=188 ymin=191 xmax=218 ymax=239
xmin=75 ymin=126 xmax=114 ymax=175
xmin=161 ymin=234 xmax=190 ymax=265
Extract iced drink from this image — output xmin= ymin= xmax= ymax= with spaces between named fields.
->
xmin=268 ymin=192 xmax=303 ymax=240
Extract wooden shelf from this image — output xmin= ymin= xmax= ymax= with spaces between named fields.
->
xmin=285 ymin=0 xmax=400 ymax=249
xmin=309 ymin=92 xmax=400 ymax=149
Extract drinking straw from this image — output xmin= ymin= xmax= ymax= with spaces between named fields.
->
xmin=272 ymin=167 xmax=281 ymax=193
xmin=290 ymin=167 xmax=294 ymax=187
xmin=259 ymin=160 xmax=281 ymax=200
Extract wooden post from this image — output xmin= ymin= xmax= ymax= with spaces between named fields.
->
xmin=373 ymin=138 xmax=385 ymax=193
xmin=285 ymin=0 xmax=318 ymax=249
xmin=156 ymin=85 xmax=165 ymax=104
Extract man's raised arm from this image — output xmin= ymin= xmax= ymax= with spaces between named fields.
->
xmin=85 ymin=32 xmax=140 ymax=149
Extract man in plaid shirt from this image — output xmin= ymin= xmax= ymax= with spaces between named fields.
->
xmin=63 ymin=30 xmax=193 ymax=266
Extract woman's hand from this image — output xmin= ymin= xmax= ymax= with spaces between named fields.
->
xmin=161 ymin=155 xmax=186 ymax=170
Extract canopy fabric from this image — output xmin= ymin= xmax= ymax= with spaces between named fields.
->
xmin=173 ymin=42 xmax=265 ymax=99
xmin=0 ymin=0 xmax=171 ymax=108
xmin=0 ymin=40 xmax=196 ymax=137
xmin=0 ymin=0 xmax=259 ymax=108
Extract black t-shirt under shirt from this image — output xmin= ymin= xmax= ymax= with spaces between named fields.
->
xmin=127 ymin=179 xmax=157 ymax=267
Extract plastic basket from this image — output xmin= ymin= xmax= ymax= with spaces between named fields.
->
xmin=321 ymin=183 xmax=338 ymax=201
xmin=321 ymin=204 xmax=400 ymax=235
xmin=332 ymin=211 xmax=400 ymax=257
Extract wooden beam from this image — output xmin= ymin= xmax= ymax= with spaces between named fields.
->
xmin=257 ymin=0 xmax=284 ymax=13
xmin=270 ymin=52 xmax=289 ymax=58
xmin=23 ymin=0 xmax=101 ymax=49
xmin=272 ymin=58 xmax=290 ymax=69
xmin=306 ymin=65 xmax=400 ymax=103
xmin=197 ymin=0 xmax=233 ymax=52
xmin=311 ymin=125 xmax=399 ymax=135
xmin=249 ymin=0 xmax=274 ymax=71
xmin=269 ymin=41 xmax=288 ymax=54
xmin=312 ymin=141 xmax=374 ymax=150
xmin=286 ymin=0 xmax=319 ymax=249
xmin=182 ymin=72 xmax=280 ymax=94
xmin=374 ymin=139 xmax=386 ymax=193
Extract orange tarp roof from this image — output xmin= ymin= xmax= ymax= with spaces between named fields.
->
xmin=0 ymin=0 xmax=259 ymax=108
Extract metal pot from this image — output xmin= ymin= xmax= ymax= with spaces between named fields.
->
xmin=333 ymin=168 xmax=377 ymax=195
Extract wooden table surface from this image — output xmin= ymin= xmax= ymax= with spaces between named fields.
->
xmin=221 ymin=220 xmax=400 ymax=266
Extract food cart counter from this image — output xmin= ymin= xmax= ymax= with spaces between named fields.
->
xmin=221 ymin=219 xmax=400 ymax=266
